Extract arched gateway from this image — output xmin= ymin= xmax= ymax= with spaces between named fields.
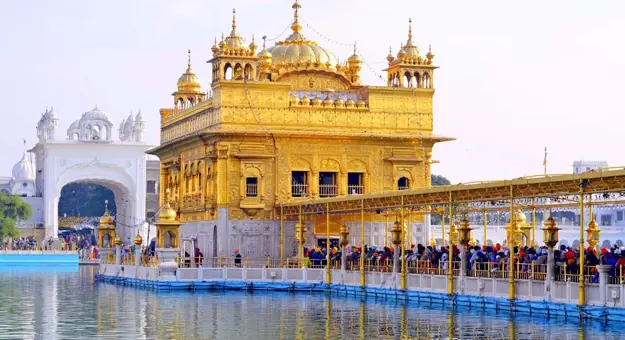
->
xmin=31 ymin=106 xmax=153 ymax=243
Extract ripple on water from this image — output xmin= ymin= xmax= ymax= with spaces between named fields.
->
xmin=0 ymin=266 xmax=623 ymax=339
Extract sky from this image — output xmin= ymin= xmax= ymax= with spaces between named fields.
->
xmin=0 ymin=0 xmax=623 ymax=183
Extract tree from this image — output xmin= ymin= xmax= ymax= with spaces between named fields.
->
xmin=0 ymin=192 xmax=32 ymax=240
xmin=58 ymin=183 xmax=116 ymax=217
xmin=430 ymin=174 xmax=451 ymax=225
xmin=431 ymin=174 xmax=451 ymax=186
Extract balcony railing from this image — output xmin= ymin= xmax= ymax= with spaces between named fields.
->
xmin=348 ymin=185 xmax=364 ymax=195
xmin=246 ymin=183 xmax=258 ymax=198
xmin=319 ymin=184 xmax=338 ymax=197
xmin=398 ymin=186 xmax=409 ymax=191
xmin=291 ymin=183 xmax=309 ymax=198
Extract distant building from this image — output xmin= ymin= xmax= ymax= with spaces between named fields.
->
xmin=572 ymin=160 xmax=624 ymax=227
xmin=572 ymin=160 xmax=607 ymax=174
xmin=146 ymin=159 xmax=160 ymax=220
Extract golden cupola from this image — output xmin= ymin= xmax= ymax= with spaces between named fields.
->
xmin=172 ymin=50 xmax=205 ymax=108
xmin=159 ymin=200 xmax=178 ymax=222
xmin=384 ymin=18 xmax=437 ymax=89
xmin=99 ymin=200 xmax=114 ymax=227
xmin=212 ymin=9 xmax=253 ymax=57
xmin=347 ymin=43 xmax=363 ymax=85
xmin=177 ymin=49 xmax=201 ymax=92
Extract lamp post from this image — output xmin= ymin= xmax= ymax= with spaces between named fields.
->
xmin=400 ymin=196 xmax=406 ymax=290
xmin=339 ymin=223 xmax=350 ymax=272
xmin=325 ymin=202 xmax=331 ymax=285
xmin=458 ymin=218 xmax=472 ymax=278
xmin=542 ymin=214 xmax=559 ymax=300
xmin=391 ymin=220 xmax=402 ymax=275
xmin=447 ymin=192 xmax=454 ymax=295
xmin=296 ymin=205 xmax=307 ymax=267
xmin=586 ymin=195 xmax=600 ymax=251
xmin=133 ymin=233 xmax=143 ymax=266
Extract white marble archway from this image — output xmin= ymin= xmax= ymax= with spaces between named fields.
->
xmin=35 ymin=141 xmax=152 ymax=244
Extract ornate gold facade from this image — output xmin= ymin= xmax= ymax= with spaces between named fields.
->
xmin=149 ymin=2 xmax=453 ymax=226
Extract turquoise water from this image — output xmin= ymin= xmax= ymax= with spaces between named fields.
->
xmin=0 ymin=266 xmax=622 ymax=339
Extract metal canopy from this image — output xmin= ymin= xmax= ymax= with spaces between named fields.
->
xmin=278 ymin=167 xmax=625 ymax=217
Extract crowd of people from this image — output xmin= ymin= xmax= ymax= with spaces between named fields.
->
xmin=288 ymin=242 xmax=625 ymax=283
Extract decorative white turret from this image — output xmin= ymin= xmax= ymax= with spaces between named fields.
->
xmin=10 ymin=151 xmax=36 ymax=196
xmin=36 ymin=107 xmax=59 ymax=142
xmin=132 ymin=110 xmax=145 ymax=142
xmin=66 ymin=106 xmax=114 ymax=141
xmin=119 ymin=112 xmax=135 ymax=142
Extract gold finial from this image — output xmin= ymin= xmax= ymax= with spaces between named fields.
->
xmin=291 ymin=0 xmax=302 ymax=33
xmin=293 ymin=0 xmax=301 ymax=21
xmin=104 ymin=200 xmax=109 ymax=215
xmin=262 ymin=35 xmax=267 ymax=49
xmin=408 ymin=18 xmax=413 ymax=40
xmin=232 ymin=8 xmax=237 ymax=31
xmin=353 ymin=42 xmax=357 ymax=54
xmin=187 ymin=49 xmax=192 ymax=70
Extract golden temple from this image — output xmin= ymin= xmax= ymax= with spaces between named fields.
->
xmin=149 ymin=1 xmax=453 ymax=250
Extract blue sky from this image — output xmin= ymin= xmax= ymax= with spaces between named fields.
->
xmin=0 ymin=0 xmax=623 ymax=182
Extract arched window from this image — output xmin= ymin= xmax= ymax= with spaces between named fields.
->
xmin=398 ymin=177 xmax=410 ymax=190
xmin=423 ymin=73 xmax=431 ymax=89
xmin=224 ymin=63 xmax=233 ymax=80
xmin=103 ymin=234 xmax=110 ymax=248
xmin=414 ymin=72 xmax=421 ymax=88
xmin=244 ymin=63 xmax=253 ymax=81
xmin=234 ymin=63 xmax=244 ymax=80
xmin=404 ymin=71 xmax=412 ymax=88
xmin=188 ymin=97 xmax=194 ymax=106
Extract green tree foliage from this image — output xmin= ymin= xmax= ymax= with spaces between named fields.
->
xmin=430 ymin=174 xmax=451 ymax=225
xmin=0 ymin=192 xmax=32 ymax=240
xmin=58 ymin=183 xmax=116 ymax=217
xmin=431 ymin=174 xmax=451 ymax=186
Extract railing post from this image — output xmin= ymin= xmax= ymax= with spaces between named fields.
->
xmin=596 ymin=265 xmax=611 ymax=306
xmin=578 ymin=186 xmax=586 ymax=306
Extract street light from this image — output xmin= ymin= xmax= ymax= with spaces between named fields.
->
xmin=586 ymin=218 xmax=600 ymax=250
xmin=449 ymin=222 xmax=459 ymax=246
xmin=391 ymin=220 xmax=402 ymax=273
xmin=542 ymin=215 xmax=560 ymax=250
xmin=458 ymin=218 xmax=472 ymax=278
xmin=339 ymin=224 xmax=350 ymax=271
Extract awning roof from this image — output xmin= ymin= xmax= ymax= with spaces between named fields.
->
xmin=278 ymin=167 xmax=625 ymax=217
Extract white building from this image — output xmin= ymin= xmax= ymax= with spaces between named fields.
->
xmin=2 ymin=106 xmax=155 ymax=243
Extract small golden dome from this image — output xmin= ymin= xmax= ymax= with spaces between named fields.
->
xmin=345 ymin=98 xmax=355 ymax=108
xmin=159 ymin=202 xmax=177 ymax=222
xmin=386 ymin=47 xmax=395 ymax=63
xmin=356 ymin=100 xmax=366 ymax=108
xmin=397 ymin=47 xmax=406 ymax=60
xmin=133 ymin=233 xmax=143 ymax=246
xmin=322 ymin=97 xmax=333 ymax=107
xmin=99 ymin=200 xmax=114 ymax=226
xmin=289 ymin=95 xmax=298 ymax=105
xmin=224 ymin=9 xmax=247 ymax=51
xmin=177 ymin=50 xmax=201 ymax=92
xmin=211 ymin=38 xmax=219 ymax=55
xmin=515 ymin=210 xmax=527 ymax=223
xmin=299 ymin=95 xmax=310 ymax=106
xmin=334 ymin=98 xmax=344 ymax=107
xmin=347 ymin=43 xmax=362 ymax=64
xmin=114 ymin=235 xmax=122 ymax=246
xmin=311 ymin=97 xmax=322 ymax=107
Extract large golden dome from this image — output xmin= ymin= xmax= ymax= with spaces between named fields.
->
xmin=265 ymin=1 xmax=338 ymax=70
